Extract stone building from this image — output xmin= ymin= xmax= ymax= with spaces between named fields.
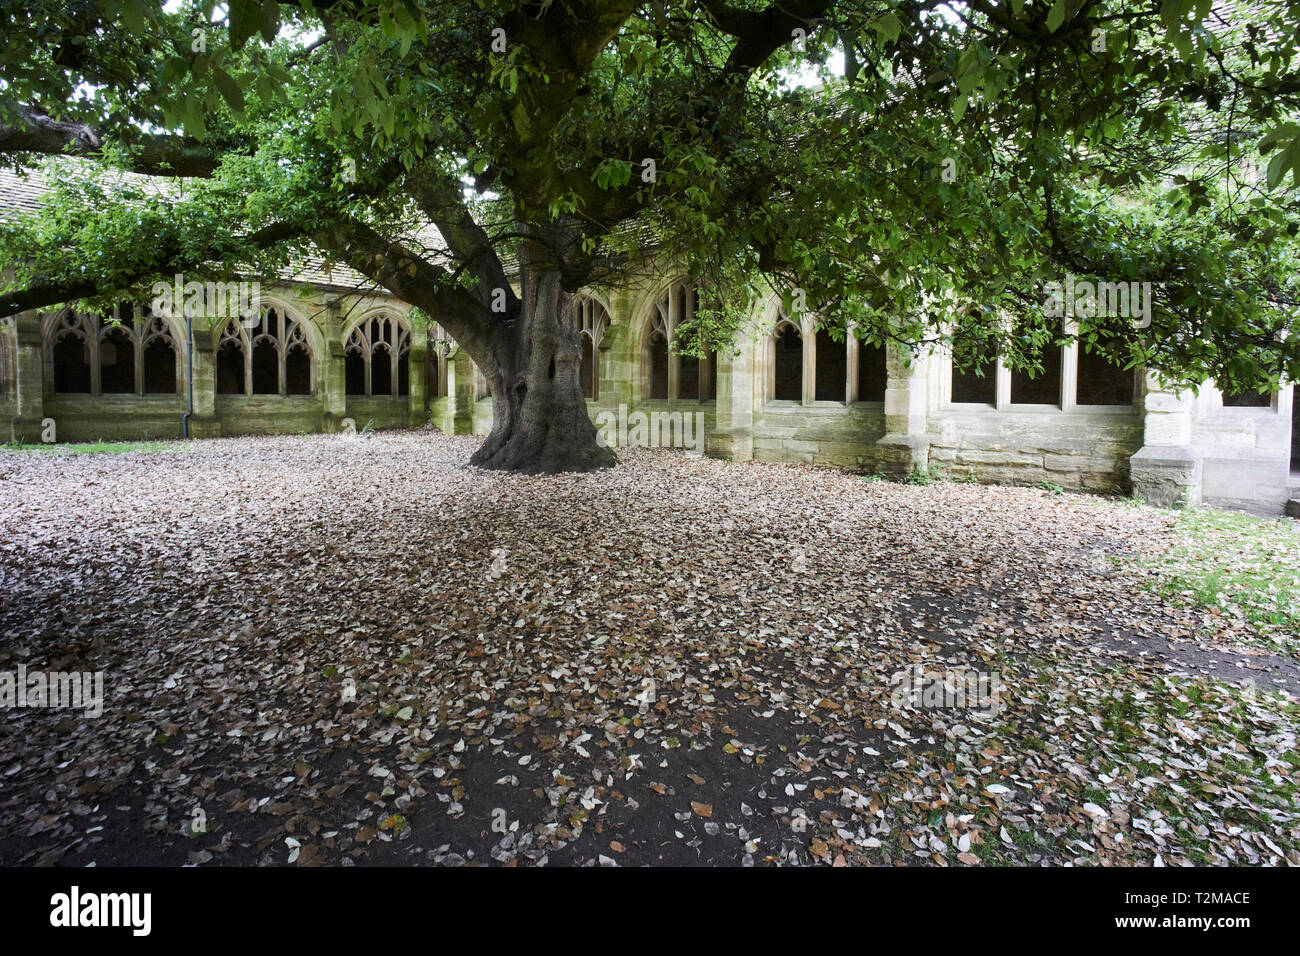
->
xmin=3 ymin=168 xmax=1297 ymax=514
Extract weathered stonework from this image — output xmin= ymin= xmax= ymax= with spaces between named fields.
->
xmin=3 ymin=267 xmax=1294 ymax=514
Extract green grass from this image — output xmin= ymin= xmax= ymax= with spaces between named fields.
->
xmin=1146 ymin=507 xmax=1300 ymax=656
xmin=1 ymin=440 xmax=171 ymax=455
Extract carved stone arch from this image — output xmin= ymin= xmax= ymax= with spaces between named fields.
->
xmin=769 ymin=310 xmax=805 ymax=403
xmin=42 ymin=303 xmax=181 ymax=396
xmin=630 ymin=275 xmax=693 ymax=403
xmin=135 ymin=303 xmax=185 ymax=395
xmin=572 ymin=294 xmax=610 ymax=400
xmin=343 ymin=309 xmax=413 ymax=398
xmin=46 ymin=309 xmax=95 ymax=395
xmin=213 ymin=298 xmax=321 ymax=397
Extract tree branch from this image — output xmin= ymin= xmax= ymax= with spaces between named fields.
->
xmin=313 ymin=217 xmax=496 ymax=363
xmin=0 ymin=103 xmax=225 ymax=177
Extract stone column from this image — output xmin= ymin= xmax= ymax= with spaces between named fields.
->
xmin=874 ymin=344 xmax=930 ymax=476
xmin=406 ymin=325 xmax=427 ymax=427
xmin=319 ymin=298 xmax=346 ymax=432
xmin=10 ymin=313 xmax=46 ymax=443
xmin=1130 ymin=370 xmax=1202 ymax=507
xmin=707 ymin=338 xmax=754 ymax=461
xmin=450 ymin=349 xmax=477 ymax=435
xmin=186 ymin=322 xmax=222 ymax=438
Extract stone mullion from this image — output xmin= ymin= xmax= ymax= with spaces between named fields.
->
xmin=801 ymin=319 xmax=814 ymax=406
xmin=90 ymin=326 xmax=102 ymax=396
xmin=667 ymin=287 xmax=680 ymax=402
xmin=11 ymin=313 xmax=47 ymax=442
xmin=133 ymin=321 xmax=145 ymax=396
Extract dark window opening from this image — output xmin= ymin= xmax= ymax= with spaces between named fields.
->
xmin=285 ymin=347 xmax=311 ymax=395
xmin=648 ymin=332 xmax=669 ymax=399
xmin=773 ymin=325 xmax=802 ymax=401
xmin=345 ymin=352 xmax=366 ymax=395
xmin=397 ymin=354 xmax=409 ymax=397
xmin=951 ymin=357 xmax=996 ymax=404
xmin=99 ymin=328 xmax=135 ymax=393
xmin=857 ymin=340 xmax=887 ymax=402
xmin=217 ymin=341 xmax=244 ymax=394
xmin=371 ymin=348 xmax=392 ymax=396
xmin=679 ymin=353 xmax=700 ymax=401
xmin=251 ymin=341 xmax=278 ymax=394
xmin=53 ymin=336 xmax=91 ymax=393
xmin=1291 ymin=399 xmax=1300 ymax=470
xmin=1076 ymin=347 xmax=1134 ymax=406
xmin=143 ymin=339 xmax=177 ymax=394
xmin=1011 ymin=346 xmax=1062 ymax=406
xmin=580 ymin=334 xmax=596 ymax=399
xmin=1223 ymin=389 xmax=1272 ymax=408
xmin=814 ymin=328 xmax=846 ymax=402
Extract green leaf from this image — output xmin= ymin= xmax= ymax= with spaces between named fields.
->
xmin=1265 ymin=144 xmax=1295 ymax=190
xmin=213 ymin=69 xmax=246 ymax=115
xmin=1046 ymin=0 xmax=1067 ymax=33
xmin=260 ymin=0 xmax=281 ymax=43
xmin=873 ymin=13 xmax=901 ymax=45
xmin=228 ymin=1 xmax=261 ymax=48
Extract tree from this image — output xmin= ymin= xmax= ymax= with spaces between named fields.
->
xmin=2 ymin=0 xmax=1298 ymax=472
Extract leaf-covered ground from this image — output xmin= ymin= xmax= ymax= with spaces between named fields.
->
xmin=0 ymin=430 xmax=1296 ymax=867
xmin=1133 ymin=506 xmax=1300 ymax=660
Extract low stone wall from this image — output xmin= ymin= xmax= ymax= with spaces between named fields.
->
xmin=927 ymin=408 xmax=1144 ymax=492
xmin=1193 ymin=404 xmax=1293 ymax=514
xmin=44 ymin=394 xmax=187 ymax=442
xmin=344 ymin=395 xmax=411 ymax=431
xmin=752 ymin=401 xmax=887 ymax=469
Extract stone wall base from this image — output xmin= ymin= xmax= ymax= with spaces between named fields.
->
xmin=873 ymin=434 xmax=930 ymax=478
xmin=1130 ymin=445 xmax=1202 ymax=508
xmin=706 ymin=429 xmax=753 ymax=462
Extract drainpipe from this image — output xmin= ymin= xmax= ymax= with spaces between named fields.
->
xmin=181 ymin=312 xmax=193 ymax=439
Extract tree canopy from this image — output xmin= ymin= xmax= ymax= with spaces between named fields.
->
xmin=2 ymin=0 xmax=1299 ymax=402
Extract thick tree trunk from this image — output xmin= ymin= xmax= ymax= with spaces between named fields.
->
xmin=468 ymin=257 xmax=616 ymax=474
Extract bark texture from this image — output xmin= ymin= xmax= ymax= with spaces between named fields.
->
xmin=468 ymin=246 xmax=616 ymax=474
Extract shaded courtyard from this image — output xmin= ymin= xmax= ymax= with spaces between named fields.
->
xmin=0 ymin=431 xmax=1296 ymax=866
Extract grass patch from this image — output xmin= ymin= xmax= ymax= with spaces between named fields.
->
xmin=2 ymin=440 xmax=171 ymax=455
xmin=1146 ymin=507 xmax=1300 ymax=656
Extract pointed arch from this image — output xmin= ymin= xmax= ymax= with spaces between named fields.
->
xmin=44 ymin=302 xmax=182 ymax=396
xmin=636 ymin=278 xmax=715 ymax=403
xmin=213 ymin=303 xmax=317 ymax=397
xmin=572 ymin=294 xmax=609 ymax=400
xmin=343 ymin=311 xmax=412 ymax=398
